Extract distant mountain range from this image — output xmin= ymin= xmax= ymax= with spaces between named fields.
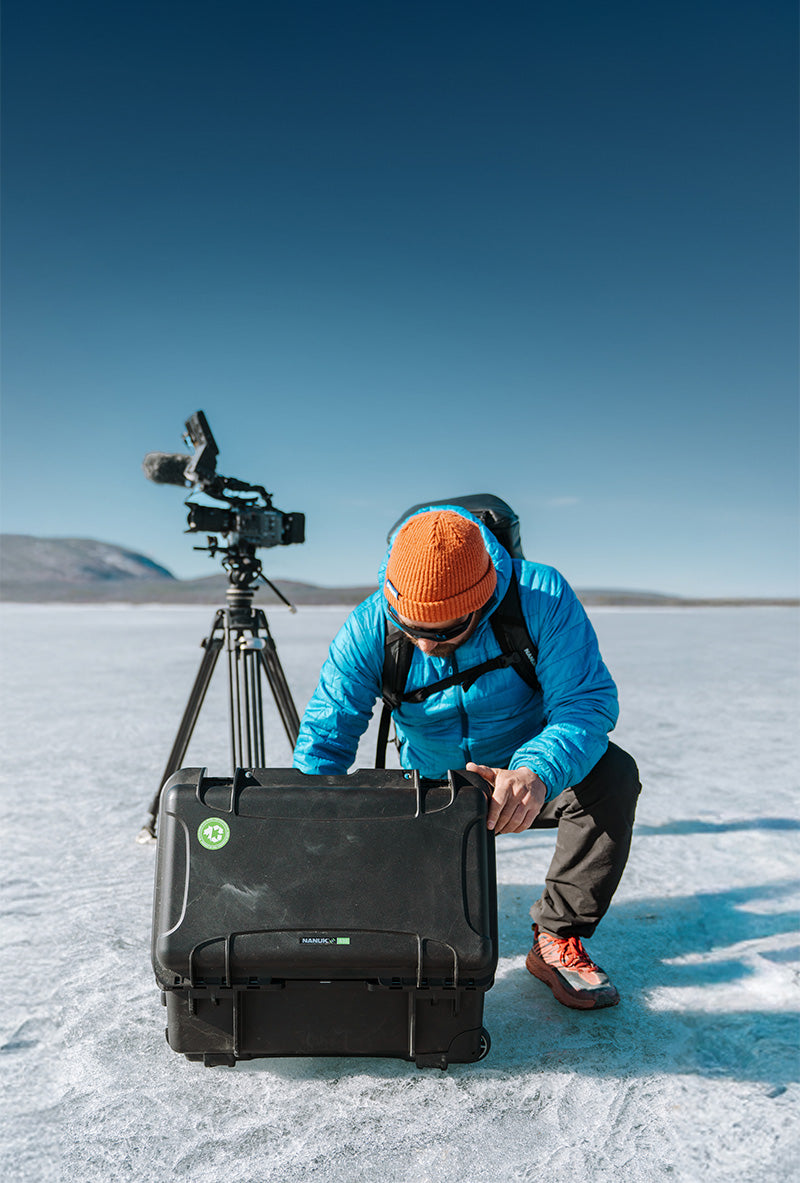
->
xmin=0 ymin=535 xmax=794 ymax=607
xmin=0 ymin=535 xmax=377 ymax=605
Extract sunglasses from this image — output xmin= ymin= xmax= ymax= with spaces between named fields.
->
xmin=385 ymin=603 xmax=475 ymax=642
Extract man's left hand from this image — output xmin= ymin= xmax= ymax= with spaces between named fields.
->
xmin=465 ymin=763 xmax=546 ymax=834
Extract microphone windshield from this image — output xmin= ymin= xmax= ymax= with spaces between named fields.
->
xmin=142 ymin=452 xmax=191 ymax=487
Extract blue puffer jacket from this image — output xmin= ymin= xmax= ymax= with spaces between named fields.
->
xmin=293 ymin=506 xmax=619 ymax=802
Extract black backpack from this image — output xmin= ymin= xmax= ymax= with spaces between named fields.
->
xmin=376 ymin=495 xmax=541 ymax=767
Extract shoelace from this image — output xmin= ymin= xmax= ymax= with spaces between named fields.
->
xmin=539 ymin=932 xmax=600 ymax=972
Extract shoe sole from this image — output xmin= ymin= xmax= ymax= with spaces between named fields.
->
xmin=525 ymin=951 xmax=620 ymax=1010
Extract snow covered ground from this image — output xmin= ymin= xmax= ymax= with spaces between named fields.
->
xmin=1 ymin=602 xmax=797 ymax=1182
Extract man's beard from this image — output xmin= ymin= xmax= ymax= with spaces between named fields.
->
xmin=414 ymin=639 xmax=460 ymax=658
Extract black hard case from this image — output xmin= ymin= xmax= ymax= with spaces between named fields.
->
xmin=152 ymin=767 xmax=498 ymax=1069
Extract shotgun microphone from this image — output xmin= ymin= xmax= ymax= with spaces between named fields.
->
xmin=142 ymin=452 xmax=191 ymax=487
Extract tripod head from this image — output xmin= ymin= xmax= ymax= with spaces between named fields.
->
xmin=143 ymin=411 xmax=305 ymax=590
xmin=204 ymin=536 xmax=267 ymax=591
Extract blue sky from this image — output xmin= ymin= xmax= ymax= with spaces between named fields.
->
xmin=2 ymin=1 xmax=797 ymax=596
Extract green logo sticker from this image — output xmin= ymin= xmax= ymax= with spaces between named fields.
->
xmin=198 ymin=817 xmax=230 ymax=850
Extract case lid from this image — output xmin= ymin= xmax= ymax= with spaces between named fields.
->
xmin=152 ymin=768 xmax=497 ymax=989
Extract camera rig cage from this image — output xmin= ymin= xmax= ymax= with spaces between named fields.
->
xmin=143 ymin=410 xmax=304 ymax=591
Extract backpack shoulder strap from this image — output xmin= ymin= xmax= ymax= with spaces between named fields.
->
xmin=376 ymin=621 xmax=414 ymax=768
xmin=382 ymin=620 xmax=415 ymax=710
xmin=490 ymin=568 xmax=540 ymax=695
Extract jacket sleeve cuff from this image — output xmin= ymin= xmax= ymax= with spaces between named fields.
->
xmin=508 ymin=732 xmax=610 ymax=803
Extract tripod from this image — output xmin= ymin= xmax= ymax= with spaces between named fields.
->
xmin=138 ymin=553 xmax=301 ymax=842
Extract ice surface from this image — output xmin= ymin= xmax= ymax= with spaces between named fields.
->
xmin=0 ymin=603 xmax=798 ymax=1182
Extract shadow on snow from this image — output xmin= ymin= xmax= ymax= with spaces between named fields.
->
xmin=484 ymin=877 xmax=799 ymax=1088
xmin=633 ymin=817 xmax=800 ymax=836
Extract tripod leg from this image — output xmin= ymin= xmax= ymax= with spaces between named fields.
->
xmin=228 ymin=643 xmax=244 ymax=771
xmin=259 ymin=638 xmax=301 ymax=747
xmin=227 ymin=644 xmax=268 ymax=768
xmin=138 ymin=624 xmax=224 ymax=841
xmin=247 ymin=647 xmax=267 ymax=765
xmin=248 ymin=606 xmax=301 ymax=748
xmin=161 ymin=635 xmax=225 ymax=782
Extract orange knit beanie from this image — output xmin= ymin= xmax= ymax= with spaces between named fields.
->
xmin=384 ymin=510 xmax=497 ymax=623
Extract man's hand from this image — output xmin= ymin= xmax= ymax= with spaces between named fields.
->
xmin=465 ymin=763 xmax=546 ymax=834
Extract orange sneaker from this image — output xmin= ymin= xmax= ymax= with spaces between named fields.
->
xmin=525 ymin=925 xmax=620 ymax=1010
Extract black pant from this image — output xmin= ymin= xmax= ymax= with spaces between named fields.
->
xmin=528 ymin=742 xmax=642 ymax=939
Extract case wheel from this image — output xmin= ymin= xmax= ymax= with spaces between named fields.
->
xmin=415 ymin=1026 xmax=491 ymax=1069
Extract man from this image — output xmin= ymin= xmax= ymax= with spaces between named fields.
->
xmin=293 ymin=504 xmax=641 ymax=1010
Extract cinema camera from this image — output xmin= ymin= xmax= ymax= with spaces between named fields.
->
xmin=143 ymin=411 xmax=304 ymax=587
xmin=138 ymin=411 xmax=304 ymax=842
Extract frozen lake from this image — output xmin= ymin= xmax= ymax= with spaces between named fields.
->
xmin=1 ymin=603 xmax=798 ymax=1181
